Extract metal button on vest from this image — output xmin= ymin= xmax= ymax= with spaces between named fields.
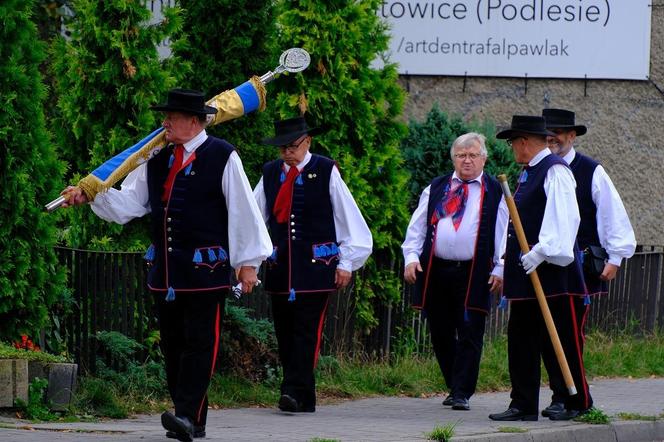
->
xmin=290 ymin=214 xmax=295 ymax=219
xmin=167 ymin=237 xmax=172 ymax=242
xmin=292 ymin=236 xmax=296 ymax=240
xmin=311 ymin=259 xmax=316 ymax=263
xmin=167 ymin=217 xmax=172 ymax=222
xmin=291 ymin=229 xmax=296 ymax=233
xmin=167 ymin=227 xmax=172 ymax=232
xmin=167 ymin=247 xmax=173 ymax=252
xmin=291 ymin=222 xmax=295 ymax=226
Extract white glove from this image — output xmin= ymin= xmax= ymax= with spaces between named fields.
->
xmin=521 ymin=249 xmax=546 ymax=274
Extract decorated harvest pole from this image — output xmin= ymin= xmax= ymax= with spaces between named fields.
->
xmin=45 ymin=48 xmax=311 ymax=211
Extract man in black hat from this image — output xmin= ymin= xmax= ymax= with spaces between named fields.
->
xmin=253 ymin=116 xmax=372 ymax=413
xmin=537 ymin=108 xmax=635 ymax=420
xmin=402 ymin=132 xmax=506 ymax=412
xmin=489 ymin=115 xmax=590 ymax=422
xmin=61 ymin=89 xmax=272 ymax=441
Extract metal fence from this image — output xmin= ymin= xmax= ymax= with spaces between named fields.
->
xmin=57 ymin=246 xmax=664 ymax=371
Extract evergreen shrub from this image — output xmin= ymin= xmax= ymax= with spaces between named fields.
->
xmin=273 ymin=0 xmax=410 ymax=332
xmin=51 ymin=0 xmax=187 ymax=250
xmin=174 ymin=0 xmax=278 ymax=185
xmin=401 ymin=105 xmax=521 ymax=210
xmin=0 ymin=0 xmax=66 ymax=341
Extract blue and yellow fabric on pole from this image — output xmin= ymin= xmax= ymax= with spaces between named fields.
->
xmin=77 ymin=76 xmax=266 ymax=201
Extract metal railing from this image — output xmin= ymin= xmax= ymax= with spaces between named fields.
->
xmin=56 ymin=246 xmax=664 ymax=371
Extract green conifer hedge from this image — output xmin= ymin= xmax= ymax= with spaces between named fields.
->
xmin=51 ymin=0 xmax=186 ymax=250
xmin=174 ymin=0 xmax=278 ymax=185
xmin=0 ymin=0 xmax=66 ymax=341
xmin=273 ymin=0 xmax=410 ymax=331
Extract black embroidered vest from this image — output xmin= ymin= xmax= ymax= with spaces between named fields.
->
xmin=145 ymin=137 xmax=233 ymax=293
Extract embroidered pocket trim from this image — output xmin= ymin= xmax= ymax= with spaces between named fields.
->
xmin=312 ymin=242 xmax=339 ymax=265
xmin=192 ymin=245 xmax=229 ymax=269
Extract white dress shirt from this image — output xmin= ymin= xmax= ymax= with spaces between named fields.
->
xmin=90 ymin=129 xmax=273 ymax=269
xmin=497 ymin=148 xmax=580 ymax=267
xmin=253 ymin=151 xmax=373 ymax=272
xmin=402 ymin=172 xmax=507 ymax=278
xmin=563 ymin=148 xmax=636 ymax=266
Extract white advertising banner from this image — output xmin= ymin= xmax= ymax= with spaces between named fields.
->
xmin=379 ymin=0 xmax=652 ymax=79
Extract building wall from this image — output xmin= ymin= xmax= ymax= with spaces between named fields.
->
xmin=399 ymin=1 xmax=664 ymax=245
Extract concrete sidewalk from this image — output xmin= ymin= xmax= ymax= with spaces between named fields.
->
xmin=1 ymin=377 xmax=663 ymax=441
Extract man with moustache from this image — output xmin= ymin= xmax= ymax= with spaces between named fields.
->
xmin=489 ymin=115 xmax=591 ymax=422
xmin=537 ymin=108 xmax=636 ymax=420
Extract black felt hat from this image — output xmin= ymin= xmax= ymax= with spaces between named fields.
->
xmin=151 ymin=89 xmax=217 ymax=116
xmin=496 ymin=115 xmax=556 ymax=139
xmin=261 ymin=116 xmax=323 ymax=146
xmin=542 ymin=108 xmax=587 ymax=136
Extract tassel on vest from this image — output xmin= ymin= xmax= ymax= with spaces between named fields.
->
xmin=288 ymin=288 xmax=296 ymax=302
xmin=166 ymin=286 xmax=175 ymax=302
xmin=144 ymin=244 xmax=155 ymax=261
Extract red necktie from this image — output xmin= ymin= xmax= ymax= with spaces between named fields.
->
xmin=162 ymin=144 xmax=184 ymax=202
xmin=273 ymin=166 xmax=300 ymax=223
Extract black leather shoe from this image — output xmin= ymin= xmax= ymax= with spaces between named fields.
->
xmin=167 ymin=425 xmax=205 ymax=439
xmin=161 ymin=411 xmax=194 ymax=442
xmin=489 ymin=407 xmax=538 ymax=421
xmin=442 ymin=395 xmax=454 ymax=406
xmin=278 ymin=394 xmax=299 ymax=412
xmin=549 ymin=409 xmax=588 ymax=421
xmin=541 ymin=401 xmax=565 ymax=417
xmin=451 ymin=398 xmax=470 ymax=411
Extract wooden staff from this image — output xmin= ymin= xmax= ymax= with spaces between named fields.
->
xmin=498 ymin=174 xmax=577 ymax=396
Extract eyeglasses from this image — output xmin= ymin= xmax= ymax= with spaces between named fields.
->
xmin=279 ymin=136 xmax=307 ymax=152
xmin=506 ymin=136 xmax=527 ymax=147
xmin=453 ymin=152 xmax=483 ymax=161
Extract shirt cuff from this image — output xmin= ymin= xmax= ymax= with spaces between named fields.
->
xmin=404 ymin=253 xmax=420 ymax=268
xmin=608 ymin=255 xmax=623 ymax=266
xmin=491 ymin=264 xmax=504 ymax=278
xmin=234 ymin=260 xmax=261 ymax=269
xmin=337 ymin=259 xmax=352 ymax=272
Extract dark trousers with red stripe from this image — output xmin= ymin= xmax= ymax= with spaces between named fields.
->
xmin=154 ymin=289 xmax=226 ymax=426
xmin=271 ymin=291 xmax=330 ymax=411
xmin=507 ymin=295 xmax=592 ymax=414
xmin=424 ymin=258 xmax=486 ymax=400
xmin=542 ymin=294 xmax=593 ymax=410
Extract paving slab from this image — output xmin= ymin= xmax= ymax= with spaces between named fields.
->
xmin=0 ymin=377 xmax=662 ymax=441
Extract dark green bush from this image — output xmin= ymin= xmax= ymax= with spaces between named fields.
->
xmin=0 ymin=0 xmax=66 ymax=342
xmin=272 ymin=0 xmax=410 ymax=331
xmin=51 ymin=0 xmax=187 ymax=250
xmin=174 ymin=0 xmax=278 ymax=185
xmin=401 ymin=105 xmax=521 ymax=210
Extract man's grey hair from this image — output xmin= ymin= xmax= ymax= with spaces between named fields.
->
xmin=449 ymin=132 xmax=488 ymax=159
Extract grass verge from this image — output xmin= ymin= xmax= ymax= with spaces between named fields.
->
xmin=61 ymin=329 xmax=664 ymax=418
